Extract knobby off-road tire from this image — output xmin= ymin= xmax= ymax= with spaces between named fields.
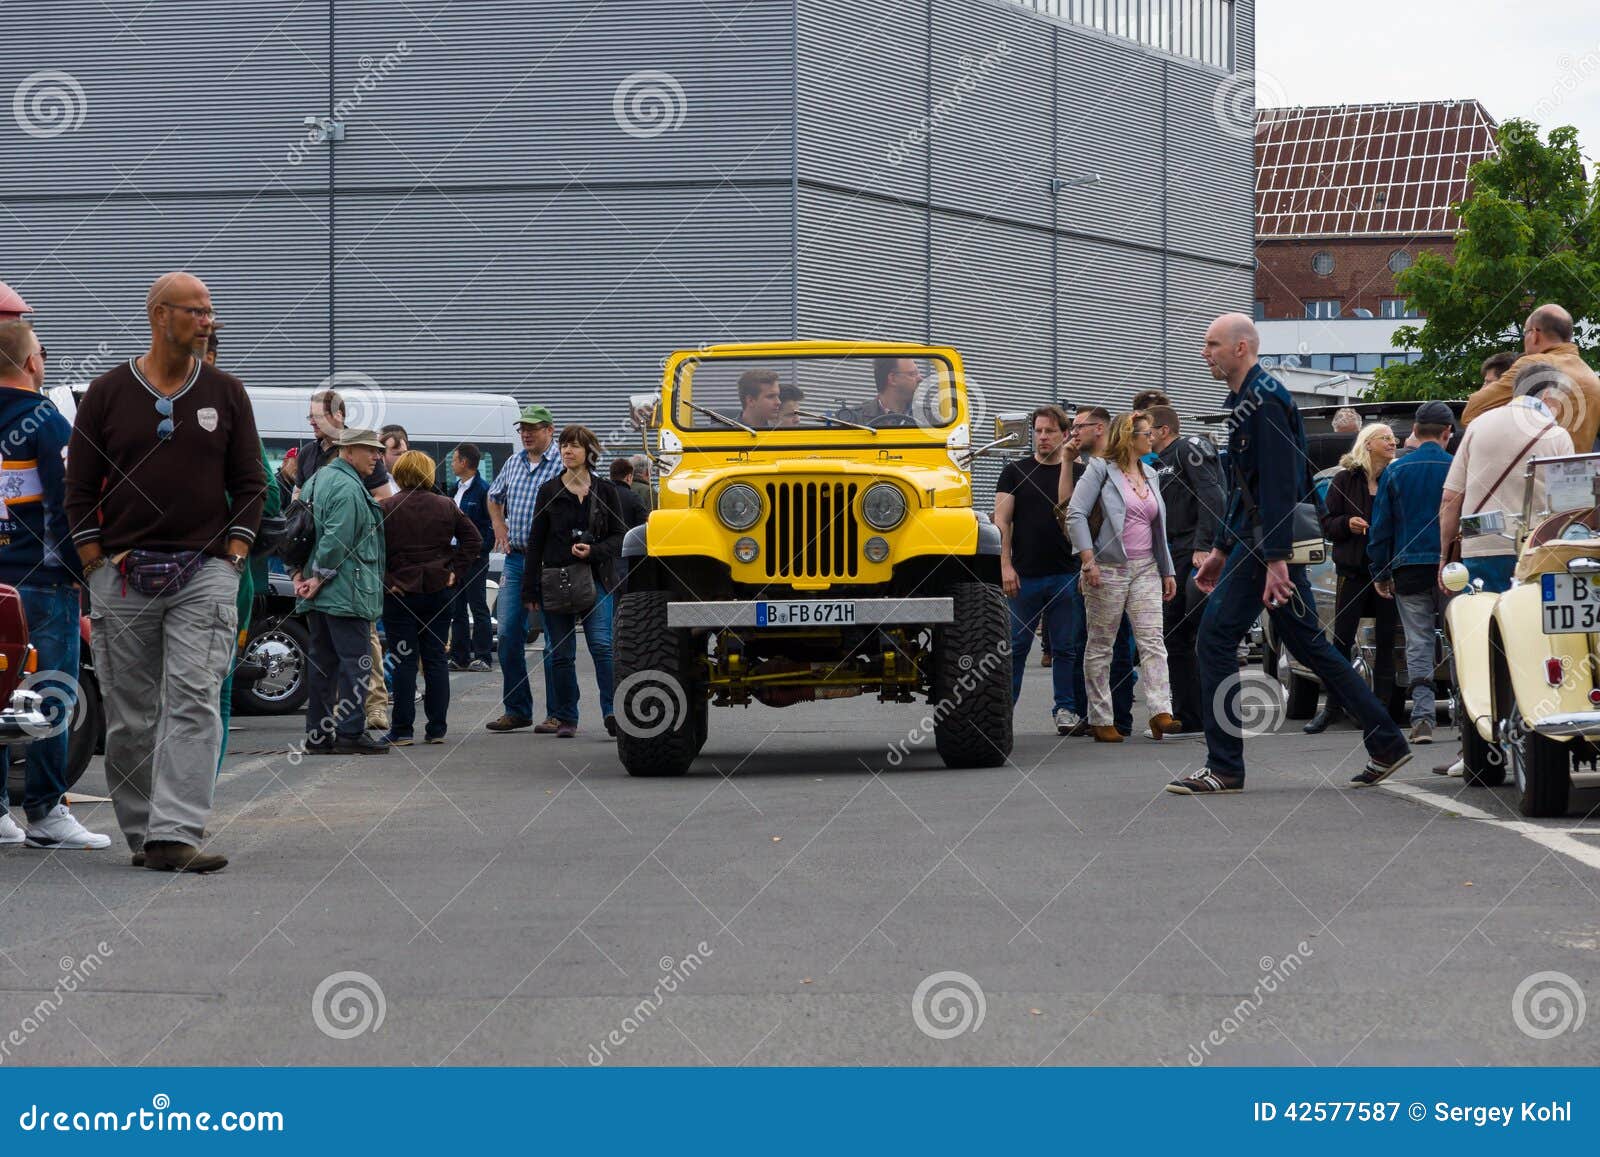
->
xmin=613 ymin=590 xmax=701 ymax=777
xmin=931 ymin=582 xmax=1014 ymax=769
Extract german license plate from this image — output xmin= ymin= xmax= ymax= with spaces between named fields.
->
xmin=757 ymin=600 xmax=857 ymax=627
xmin=1541 ymin=573 xmax=1600 ymax=633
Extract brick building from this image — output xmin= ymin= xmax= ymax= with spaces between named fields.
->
xmin=1254 ymin=100 xmax=1499 ymax=327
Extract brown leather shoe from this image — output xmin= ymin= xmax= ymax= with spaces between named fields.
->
xmin=131 ymin=851 xmax=144 ymax=868
xmin=531 ymin=716 xmax=563 ymax=734
xmin=142 ymin=841 xmax=227 ymax=873
xmin=485 ymin=714 xmax=534 ymax=732
xmin=1148 ymin=712 xmax=1181 ymax=739
xmin=1090 ymin=725 xmax=1124 ymax=743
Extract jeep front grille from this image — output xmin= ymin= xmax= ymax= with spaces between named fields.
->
xmin=763 ymin=481 xmax=859 ymax=578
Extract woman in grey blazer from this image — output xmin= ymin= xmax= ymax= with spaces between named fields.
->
xmin=1065 ymin=411 xmax=1180 ymax=743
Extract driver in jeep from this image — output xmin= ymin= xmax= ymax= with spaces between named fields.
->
xmin=836 ymin=357 xmax=921 ymax=427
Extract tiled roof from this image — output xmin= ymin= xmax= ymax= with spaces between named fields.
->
xmin=1256 ymin=100 xmax=1499 ymax=239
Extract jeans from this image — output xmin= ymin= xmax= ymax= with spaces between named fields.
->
xmin=89 ymin=558 xmax=239 ymax=850
xmin=1394 ymin=588 xmax=1441 ymax=723
xmin=1070 ymin=581 xmax=1135 ymax=732
xmin=1008 ymin=572 xmax=1080 ymax=714
xmin=1162 ymin=562 xmax=1205 ymax=730
xmin=1 ymin=584 xmax=80 ymax=821
xmin=1464 ymin=555 xmax=1515 ymax=593
xmin=305 ymin=611 xmax=376 ymax=740
xmin=449 ymin=555 xmax=493 ymax=665
xmin=497 ymin=551 xmax=552 ymax=720
xmin=1198 ymin=542 xmax=1405 ymax=778
xmin=384 ymin=589 xmax=452 ymax=739
xmin=543 ymin=592 xmax=614 ymax=726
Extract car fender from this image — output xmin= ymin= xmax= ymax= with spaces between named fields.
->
xmin=1493 ymin=583 xmax=1594 ymax=743
xmin=622 ymin=524 xmax=648 ymax=559
xmin=1445 ymin=589 xmax=1497 ymax=743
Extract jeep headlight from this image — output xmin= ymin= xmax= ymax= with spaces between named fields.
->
xmin=861 ymin=483 xmax=907 ymax=531
xmin=716 ymin=483 xmax=762 ymax=531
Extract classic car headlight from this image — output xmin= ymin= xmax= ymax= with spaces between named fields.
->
xmin=861 ymin=483 xmax=907 ymax=530
xmin=716 ymin=483 xmax=762 ymax=531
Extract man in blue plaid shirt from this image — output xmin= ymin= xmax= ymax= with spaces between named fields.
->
xmin=486 ymin=405 xmax=564 ymax=731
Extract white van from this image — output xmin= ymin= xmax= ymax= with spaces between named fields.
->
xmin=249 ymin=386 xmax=522 ymax=491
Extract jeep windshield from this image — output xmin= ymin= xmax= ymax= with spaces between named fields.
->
xmin=671 ymin=354 xmax=960 ymax=433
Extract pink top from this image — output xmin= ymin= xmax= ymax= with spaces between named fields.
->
xmin=1116 ymin=469 xmax=1157 ymax=559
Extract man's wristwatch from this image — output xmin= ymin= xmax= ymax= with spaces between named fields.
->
xmin=226 ymin=553 xmax=249 ymax=573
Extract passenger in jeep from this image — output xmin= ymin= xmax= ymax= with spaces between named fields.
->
xmin=737 ymin=369 xmax=784 ymax=429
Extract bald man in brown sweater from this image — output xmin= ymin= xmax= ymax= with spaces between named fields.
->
xmin=1460 ymin=303 xmax=1600 ymax=452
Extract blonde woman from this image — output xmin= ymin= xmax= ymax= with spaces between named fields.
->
xmin=1065 ymin=411 xmax=1180 ymax=742
xmin=1304 ymin=421 xmax=1399 ymax=734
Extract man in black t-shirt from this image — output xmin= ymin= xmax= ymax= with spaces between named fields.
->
xmin=996 ymin=405 xmax=1085 ymax=735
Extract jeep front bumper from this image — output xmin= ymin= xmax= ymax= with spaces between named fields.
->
xmin=666 ymin=597 xmax=955 ymax=629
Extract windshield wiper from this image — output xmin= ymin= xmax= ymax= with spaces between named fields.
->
xmin=683 ymin=399 xmax=755 ymax=435
xmin=794 ymin=407 xmax=876 ymax=434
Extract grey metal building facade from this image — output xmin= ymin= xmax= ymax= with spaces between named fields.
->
xmin=5 ymin=0 xmax=1254 ymax=450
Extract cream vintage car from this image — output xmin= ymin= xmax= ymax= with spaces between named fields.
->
xmin=1445 ymin=451 xmax=1600 ymax=816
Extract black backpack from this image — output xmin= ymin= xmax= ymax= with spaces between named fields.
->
xmin=276 ymin=495 xmax=316 ymax=569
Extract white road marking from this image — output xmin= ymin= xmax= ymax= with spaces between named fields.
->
xmin=1382 ymin=781 xmax=1600 ymax=872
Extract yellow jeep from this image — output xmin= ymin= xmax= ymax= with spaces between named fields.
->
xmin=611 ymin=340 xmax=1014 ymax=777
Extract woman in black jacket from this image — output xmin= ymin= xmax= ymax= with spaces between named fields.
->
xmin=528 ymin=425 xmax=626 ymax=738
xmin=1304 ymin=422 xmax=1399 ymax=734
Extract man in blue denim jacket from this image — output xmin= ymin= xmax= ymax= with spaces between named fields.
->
xmin=1368 ymin=402 xmax=1454 ymax=745
xmin=1169 ymin=314 xmax=1410 ymax=795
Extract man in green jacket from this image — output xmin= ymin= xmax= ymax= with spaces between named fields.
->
xmin=294 ymin=428 xmax=388 ymax=755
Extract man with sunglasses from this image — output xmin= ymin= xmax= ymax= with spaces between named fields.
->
xmin=65 ymin=272 xmax=265 ymax=873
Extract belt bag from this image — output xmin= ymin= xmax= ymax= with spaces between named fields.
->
xmin=119 ymin=549 xmax=208 ymax=597
xmin=540 ymin=562 xmax=596 ymax=614
xmin=1246 ymin=502 xmax=1326 ymax=566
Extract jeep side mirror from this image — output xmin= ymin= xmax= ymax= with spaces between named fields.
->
xmin=1459 ymin=510 xmax=1505 ymax=538
xmin=628 ymin=393 xmax=661 ymax=432
xmin=994 ymin=412 xmax=1031 ymax=445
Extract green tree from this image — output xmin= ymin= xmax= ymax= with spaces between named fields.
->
xmin=1369 ymin=120 xmax=1600 ymax=402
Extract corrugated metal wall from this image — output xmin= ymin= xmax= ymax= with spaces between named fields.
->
xmin=4 ymin=0 xmax=1253 ymax=465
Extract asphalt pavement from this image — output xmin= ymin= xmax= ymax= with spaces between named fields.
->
xmin=2 ymin=645 xmax=1598 ymax=1067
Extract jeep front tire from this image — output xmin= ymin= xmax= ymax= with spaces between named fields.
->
xmin=931 ymin=582 xmax=1014 ymax=769
xmin=614 ymin=590 xmax=702 ymax=777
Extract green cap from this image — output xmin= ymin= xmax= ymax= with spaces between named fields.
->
xmin=515 ymin=404 xmax=555 ymax=427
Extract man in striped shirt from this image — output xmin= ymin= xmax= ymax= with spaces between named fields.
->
xmin=486 ymin=405 xmax=563 ymax=731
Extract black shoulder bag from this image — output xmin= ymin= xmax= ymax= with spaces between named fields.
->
xmin=541 ymin=488 xmax=599 ymax=615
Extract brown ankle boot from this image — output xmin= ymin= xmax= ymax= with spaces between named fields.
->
xmin=142 ymin=841 xmax=228 ymax=874
xmin=1090 ymin=725 xmax=1124 ymax=743
xmin=1149 ymin=712 xmax=1180 ymax=739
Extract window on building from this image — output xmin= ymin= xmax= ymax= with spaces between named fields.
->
xmin=1014 ymin=0 xmax=1233 ymax=68
xmin=1252 ymin=299 xmax=1265 ymax=321
xmin=1305 ymin=299 xmax=1341 ymax=319
xmin=1379 ymin=298 xmax=1419 ymax=319
xmin=1311 ymin=251 xmax=1335 ymax=276
xmin=1309 ymin=354 xmax=1333 ymax=370
xmin=1331 ymin=354 xmax=1357 ymax=372
xmin=1388 ymin=250 xmax=1413 ymax=274
xmin=1356 ymin=353 xmax=1381 ymax=373
xmin=1381 ymin=354 xmax=1409 ymax=367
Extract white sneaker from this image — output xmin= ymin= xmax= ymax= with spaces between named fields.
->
xmin=23 ymin=804 xmax=112 ymax=850
xmin=1054 ymin=709 xmax=1082 ymax=736
xmin=1447 ymin=758 xmax=1465 ymax=778
xmin=0 ymin=813 xmax=23 ymax=845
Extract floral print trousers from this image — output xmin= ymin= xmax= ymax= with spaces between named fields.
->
xmin=1082 ymin=557 xmax=1171 ymax=726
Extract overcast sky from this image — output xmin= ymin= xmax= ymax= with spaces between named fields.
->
xmin=1256 ymin=2 xmax=1600 ymax=162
